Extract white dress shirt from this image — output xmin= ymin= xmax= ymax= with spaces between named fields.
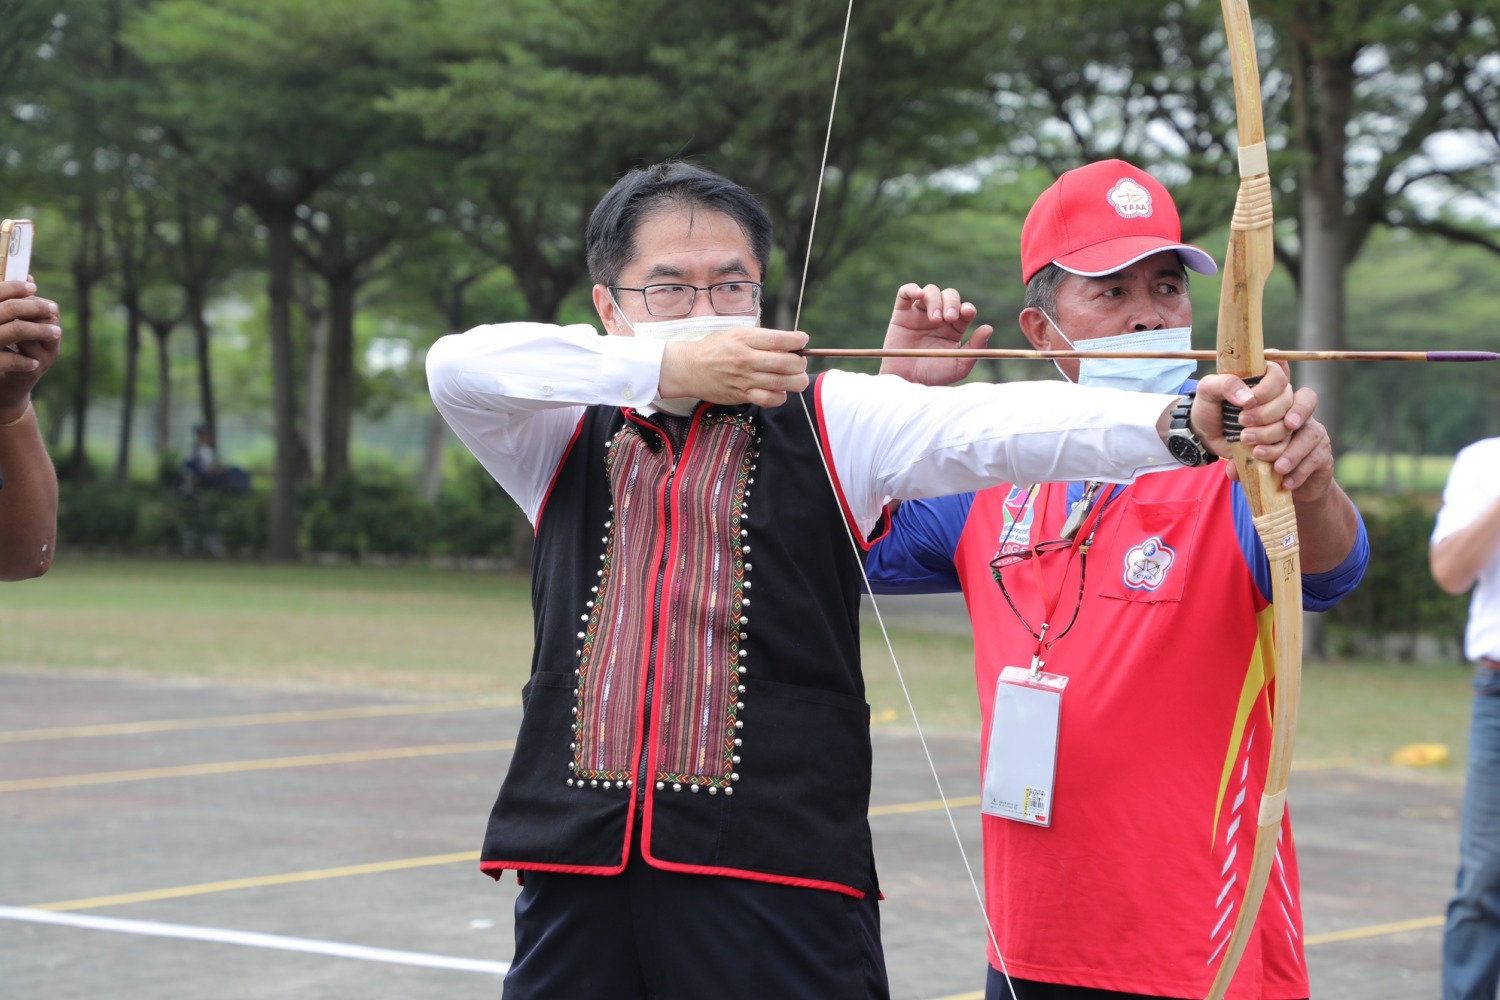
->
xmin=426 ymin=322 xmax=1184 ymax=539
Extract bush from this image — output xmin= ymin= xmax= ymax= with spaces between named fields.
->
xmin=302 ymin=473 xmax=441 ymax=559
xmin=57 ymin=465 xmax=518 ymax=563
xmin=1323 ymin=494 xmax=1469 ymax=659
xmin=56 ymin=481 xmax=144 ymax=551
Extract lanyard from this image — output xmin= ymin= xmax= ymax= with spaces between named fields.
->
xmin=995 ymin=482 xmax=1117 ymax=673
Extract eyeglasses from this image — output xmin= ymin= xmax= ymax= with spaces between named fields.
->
xmin=610 ymin=281 xmax=762 ymax=318
xmin=989 ymin=537 xmax=1081 ymax=575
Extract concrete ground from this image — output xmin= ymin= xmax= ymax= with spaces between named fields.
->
xmin=0 ymin=668 xmax=1459 ymax=999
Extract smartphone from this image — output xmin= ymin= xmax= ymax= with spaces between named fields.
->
xmin=2 ymin=219 xmax=34 ymax=283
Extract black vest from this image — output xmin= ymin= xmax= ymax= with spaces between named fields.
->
xmin=480 ymin=381 xmax=882 ymax=896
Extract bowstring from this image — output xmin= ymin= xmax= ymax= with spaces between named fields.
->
xmin=790 ymin=3 xmax=1015 ymax=996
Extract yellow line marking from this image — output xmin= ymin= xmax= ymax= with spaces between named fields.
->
xmin=0 ymin=740 xmax=516 ymax=793
xmin=24 ymin=796 xmax=981 ymax=910
xmin=31 ymin=852 xmax=483 ymax=912
xmin=1304 ymin=914 xmax=1444 ymax=945
xmin=870 ymin=795 xmax=980 ymax=817
xmin=0 ymin=699 xmax=514 ymax=744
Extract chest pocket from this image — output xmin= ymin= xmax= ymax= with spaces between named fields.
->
xmin=1094 ymin=497 xmax=1200 ymax=604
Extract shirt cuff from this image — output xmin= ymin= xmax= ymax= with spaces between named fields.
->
xmin=598 ymin=334 xmax=668 ymax=408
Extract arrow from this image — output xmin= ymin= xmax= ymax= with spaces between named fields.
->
xmin=800 ymin=347 xmax=1499 ymax=362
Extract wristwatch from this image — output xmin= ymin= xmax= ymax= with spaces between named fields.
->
xmin=1166 ymin=393 xmax=1213 ymax=467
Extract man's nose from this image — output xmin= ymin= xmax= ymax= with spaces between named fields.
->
xmin=689 ymin=287 xmax=718 ymax=317
xmin=1128 ymin=296 xmax=1168 ymax=331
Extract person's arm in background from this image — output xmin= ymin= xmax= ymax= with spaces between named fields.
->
xmin=865 ymin=494 xmax=974 ymax=596
xmin=0 ymin=279 xmax=61 ymax=579
xmin=1431 ymin=446 xmax=1500 ymax=595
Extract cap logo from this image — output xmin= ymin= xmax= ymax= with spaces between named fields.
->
xmin=1106 ymin=178 xmax=1153 ymax=219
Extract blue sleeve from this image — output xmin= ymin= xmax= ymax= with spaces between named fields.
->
xmin=1233 ymin=486 xmax=1370 ymax=612
xmin=865 ymin=493 xmax=975 ymax=595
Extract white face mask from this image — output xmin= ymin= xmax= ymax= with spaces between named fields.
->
xmin=1042 ymin=311 xmax=1196 ymax=395
xmin=612 ymin=300 xmax=760 ymax=415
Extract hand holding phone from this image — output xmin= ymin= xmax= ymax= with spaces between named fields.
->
xmin=2 ymin=219 xmax=34 ymax=284
xmin=1 ymin=220 xmax=48 ymax=361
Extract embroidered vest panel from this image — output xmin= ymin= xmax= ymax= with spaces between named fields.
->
xmin=576 ymin=414 xmax=752 ymax=788
xmin=481 ymin=385 xmax=880 ymax=896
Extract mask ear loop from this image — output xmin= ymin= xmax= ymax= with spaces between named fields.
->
xmin=1037 ymin=309 xmax=1077 ymax=384
xmin=607 ymin=290 xmax=638 ymax=336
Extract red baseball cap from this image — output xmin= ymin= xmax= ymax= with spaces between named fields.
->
xmin=1020 ymin=159 xmax=1217 ymax=285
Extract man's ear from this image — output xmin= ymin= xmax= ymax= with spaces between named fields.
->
xmin=594 ymin=284 xmax=629 ymax=336
xmin=1018 ymin=308 xmax=1052 ymax=351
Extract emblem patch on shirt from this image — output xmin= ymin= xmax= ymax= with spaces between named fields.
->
xmin=1122 ymin=534 xmax=1175 ymax=591
xmin=1107 ymin=178 xmax=1153 ymax=219
xmin=997 ymin=485 xmax=1036 ymax=556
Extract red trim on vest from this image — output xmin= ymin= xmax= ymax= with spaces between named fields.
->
xmin=533 ymin=412 xmax=588 ymax=533
xmin=640 ymin=851 xmax=868 ymax=899
xmin=813 ymin=373 xmax=888 ymax=550
xmin=480 ymin=858 xmax=627 ymax=881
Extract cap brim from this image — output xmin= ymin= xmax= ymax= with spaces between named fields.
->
xmin=1055 ymin=237 xmax=1218 ymax=278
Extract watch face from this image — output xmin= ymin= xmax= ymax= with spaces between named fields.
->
xmin=1168 ymin=433 xmax=1207 ymax=467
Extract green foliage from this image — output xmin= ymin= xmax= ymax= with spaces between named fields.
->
xmin=56 ymin=464 xmax=518 ymax=563
xmin=1324 ymin=493 xmax=1469 ymax=658
xmin=56 ymin=480 xmax=143 ymax=550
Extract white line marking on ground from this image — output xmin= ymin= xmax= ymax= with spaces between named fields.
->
xmin=0 ymin=906 xmax=510 ymax=976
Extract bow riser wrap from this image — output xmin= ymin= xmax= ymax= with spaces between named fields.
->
xmin=1206 ymin=1 xmax=1305 ymax=998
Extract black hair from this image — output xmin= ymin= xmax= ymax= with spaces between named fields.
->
xmin=585 ymin=161 xmax=773 ymax=288
xmin=1023 ymin=263 xmax=1068 ymax=317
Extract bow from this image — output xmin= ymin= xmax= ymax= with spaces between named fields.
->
xmin=1204 ymin=1 xmax=1304 ymax=997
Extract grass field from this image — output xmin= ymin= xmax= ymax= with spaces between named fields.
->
xmin=0 ymin=556 xmax=1476 ymax=776
xmin=1336 ymin=451 xmax=1453 ymax=495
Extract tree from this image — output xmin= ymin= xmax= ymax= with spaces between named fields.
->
xmin=990 ymin=0 xmax=1500 ymax=449
xmin=295 ymin=153 xmax=430 ymax=490
xmin=7 ymin=3 xmax=146 ymax=483
xmin=390 ymin=0 xmax=1020 ymax=331
xmin=128 ymin=0 xmax=448 ymax=558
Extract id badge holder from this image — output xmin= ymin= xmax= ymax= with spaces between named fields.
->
xmin=982 ymin=665 xmax=1068 ymax=827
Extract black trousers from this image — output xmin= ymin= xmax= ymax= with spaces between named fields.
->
xmin=986 ymin=969 xmax=1177 ymax=1000
xmin=502 ymin=831 xmax=888 ymax=1000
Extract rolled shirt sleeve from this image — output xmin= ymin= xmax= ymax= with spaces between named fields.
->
xmin=818 ymin=370 xmax=1180 ymax=539
xmin=426 ymin=322 xmax=668 ymax=524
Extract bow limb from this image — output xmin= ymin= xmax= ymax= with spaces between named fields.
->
xmin=1205 ymin=2 xmax=1304 ymax=998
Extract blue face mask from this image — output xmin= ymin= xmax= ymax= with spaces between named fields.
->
xmin=1044 ymin=314 xmax=1196 ymax=395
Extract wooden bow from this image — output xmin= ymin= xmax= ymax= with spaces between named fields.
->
xmin=1205 ymin=1 xmax=1304 ymax=997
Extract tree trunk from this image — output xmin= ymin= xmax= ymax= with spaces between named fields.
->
xmin=1382 ymin=387 xmax=1399 ymax=493
xmin=150 ymin=320 xmax=173 ymax=457
xmin=322 ymin=275 xmax=356 ymax=490
xmin=1411 ymin=410 xmax=1427 ymax=491
xmin=114 ymin=295 xmax=141 ymax=486
xmin=419 ymin=410 xmax=449 ymax=503
xmin=1294 ymin=50 xmax=1353 ymax=453
xmin=187 ymin=285 xmax=217 ymax=441
xmin=267 ymin=210 xmax=302 ymax=560
xmin=299 ymin=283 xmax=326 ymax=477
xmin=772 ymin=277 xmax=798 ymax=332
xmin=68 ymin=263 xmax=94 ymax=485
